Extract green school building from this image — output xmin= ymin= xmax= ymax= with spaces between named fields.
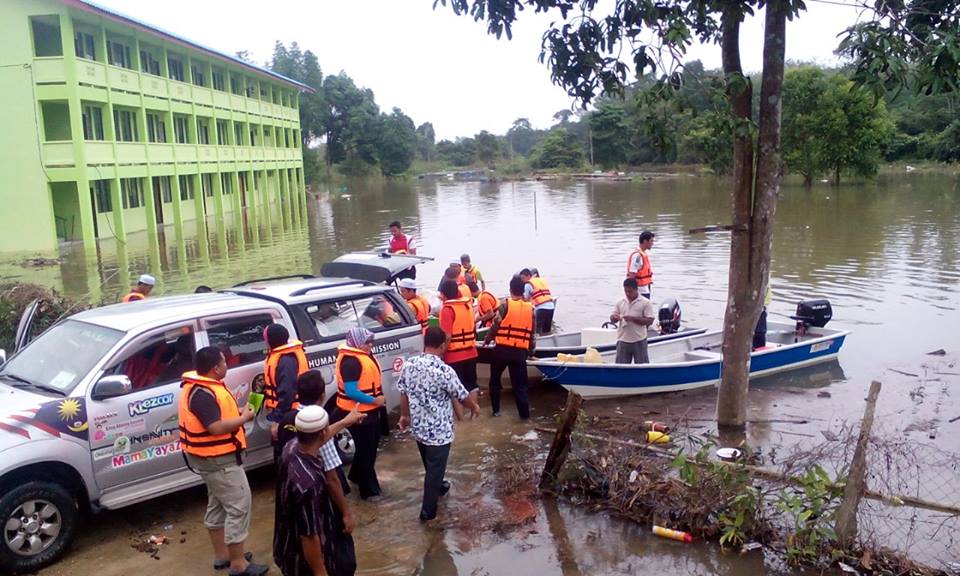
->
xmin=0 ymin=0 xmax=312 ymax=253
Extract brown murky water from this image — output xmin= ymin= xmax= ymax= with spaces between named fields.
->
xmin=9 ymin=171 xmax=960 ymax=574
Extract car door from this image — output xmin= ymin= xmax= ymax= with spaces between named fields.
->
xmin=198 ymin=310 xmax=279 ymax=467
xmin=86 ymin=322 xmax=198 ymax=491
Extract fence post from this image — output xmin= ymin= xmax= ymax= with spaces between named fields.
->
xmin=540 ymin=391 xmax=583 ymax=489
xmin=835 ymin=380 xmax=882 ymax=544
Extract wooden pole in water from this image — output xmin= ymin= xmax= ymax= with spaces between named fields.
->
xmin=540 ymin=391 xmax=583 ymax=489
xmin=835 ymin=380 xmax=882 ymax=544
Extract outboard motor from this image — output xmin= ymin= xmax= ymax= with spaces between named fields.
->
xmin=658 ymin=298 xmax=682 ymax=334
xmin=790 ymin=299 xmax=832 ymax=335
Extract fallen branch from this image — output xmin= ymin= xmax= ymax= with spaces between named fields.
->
xmin=535 ymin=426 xmax=960 ymax=516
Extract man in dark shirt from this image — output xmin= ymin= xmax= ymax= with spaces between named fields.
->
xmin=275 ymin=406 xmax=357 ymax=576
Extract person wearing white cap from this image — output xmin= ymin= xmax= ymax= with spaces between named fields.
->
xmin=398 ymin=278 xmax=430 ymax=331
xmin=275 ymin=405 xmax=358 ymax=576
xmin=122 ymin=274 xmax=155 ymax=303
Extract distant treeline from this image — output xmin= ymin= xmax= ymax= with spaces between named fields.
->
xmin=267 ymin=43 xmax=958 ymax=183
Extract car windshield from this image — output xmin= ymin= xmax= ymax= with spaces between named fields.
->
xmin=0 ymin=320 xmax=124 ymax=394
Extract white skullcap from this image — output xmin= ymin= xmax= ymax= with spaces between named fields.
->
xmin=138 ymin=274 xmax=156 ymax=286
xmin=295 ymin=405 xmax=329 ymax=433
xmin=398 ymin=278 xmax=417 ymax=290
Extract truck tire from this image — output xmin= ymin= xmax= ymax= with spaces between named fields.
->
xmin=0 ymin=481 xmax=78 ymax=574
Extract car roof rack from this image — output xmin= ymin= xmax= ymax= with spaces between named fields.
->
xmin=288 ymin=281 xmax=373 ymax=297
xmin=233 ymin=274 xmax=315 ymax=287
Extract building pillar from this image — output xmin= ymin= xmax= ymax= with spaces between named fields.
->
xmin=59 ymin=14 xmax=97 ymax=252
xmin=230 ymin=171 xmax=242 ymax=214
xmin=143 ymin=176 xmax=159 ymax=239
xmin=170 ymin=172 xmax=184 ymax=238
xmin=110 ymin=177 xmax=127 ymax=242
xmin=212 ymin=171 xmax=225 ymax=220
xmin=192 ymin=172 xmax=206 ymax=237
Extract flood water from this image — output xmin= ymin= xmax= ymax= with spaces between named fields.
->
xmin=10 ymin=171 xmax=960 ymax=575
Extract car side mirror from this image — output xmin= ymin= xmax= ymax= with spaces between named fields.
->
xmin=92 ymin=375 xmax=132 ymax=400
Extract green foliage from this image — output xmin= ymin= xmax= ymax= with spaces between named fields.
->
xmin=589 ymin=100 xmax=630 ymax=168
xmin=506 ymin=118 xmax=543 ymax=156
xmin=474 ymin=130 xmax=503 ymax=165
xmin=415 ymin=122 xmax=436 ymax=162
xmin=775 ymin=465 xmax=843 ymax=565
xmin=529 ymin=128 xmax=584 ymax=169
xmin=377 ymin=108 xmax=417 ymax=176
xmin=437 ymin=137 xmax=477 ymax=166
xmin=0 ymin=284 xmax=90 ymax=352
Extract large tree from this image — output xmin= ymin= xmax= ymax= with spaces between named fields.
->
xmin=438 ymin=0 xmax=960 ymax=428
xmin=378 ymin=108 xmax=418 ymax=175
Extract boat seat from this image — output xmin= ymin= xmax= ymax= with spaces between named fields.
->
xmin=685 ymin=350 xmax=721 ymax=361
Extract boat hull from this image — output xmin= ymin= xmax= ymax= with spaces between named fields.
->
xmin=531 ymin=326 xmax=848 ymax=399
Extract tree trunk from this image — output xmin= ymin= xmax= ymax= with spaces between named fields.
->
xmin=717 ymin=0 xmax=788 ymax=429
xmin=802 ymin=173 xmax=812 ymax=187
xmin=834 ymin=166 xmax=841 ymax=185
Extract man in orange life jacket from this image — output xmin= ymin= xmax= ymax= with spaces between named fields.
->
xmin=520 ymin=268 xmax=555 ymax=335
xmin=335 ymin=327 xmax=387 ymax=500
xmin=122 ymin=274 xmax=155 ymax=303
xmin=439 ymin=280 xmax=480 ymax=405
xmin=388 ymin=220 xmax=417 ymax=280
xmin=484 ymin=275 xmax=536 ymax=419
xmin=263 ymin=323 xmax=309 ymax=462
xmin=178 ymin=346 xmax=268 ymax=576
xmin=460 ymin=253 xmax=486 ymax=291
xmin=399 ymin=278 xmax=431 ymax=331
xmin=626 ymin=230 xmax=656 ymax=300
xmin=470 ymin=281 xmax=500 ymax=328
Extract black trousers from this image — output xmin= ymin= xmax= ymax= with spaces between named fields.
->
xmin=489 ymin=346 xmax=530 ymax=419
xmin=416 ymin=442 xmax=451 ymax=519
xmin=535 ymin=308 xmax=554 ymax=335
xmin=450 ymin=357 xmax=478 ymax=393
xmin=753 ymin=308 xmax=768 ymax=349
xmin=346 ymin=409 xmax=381 ymax=499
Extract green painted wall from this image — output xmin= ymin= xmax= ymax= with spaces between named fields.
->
xmin=1 ymin=0 xmax=308 ymax=254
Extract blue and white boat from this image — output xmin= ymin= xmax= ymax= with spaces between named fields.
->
xmin=529 ymin=319 xmax=849 ymax=399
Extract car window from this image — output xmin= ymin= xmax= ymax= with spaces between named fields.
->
xmin=0 ymin=320 xmax=123 ymax=394
xmin=204 ymin=314 xmax=272 ymax=367
xmin=355 ymin=295 xmax=405 ymax=331
xmin=302 ymin=295 xmax=408 ymax=344
xmin=104 ymin=326 xmax=195 ymax=392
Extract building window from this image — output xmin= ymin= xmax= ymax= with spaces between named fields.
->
xmin=245 ymin=83 xmax=257 ymax=98
xmin=173 ymin=115 xmax=189 ymax=144
xmin=249 ymin=126 xmax=258 ymax=147
xmin=191 ymin=65 xmax=205 ymax=87
xmin=113 ymin=108 xmax=138 ymax=142
xmin=73 ymin=28 xmax=95 ymax=60
xmin=216 ymin=120 xmax=229 ymax=145
xmin=106 ymin=39 xmax=132 ymax=69
xmin=201 ymin=174 xmax=213 ymax=198
xmin=31 ymin=16 xmax=63 ymax=58
xmin=120 ymin=178 xmax=143 ymax=209
xmin=155 ymin=176 xmax=172 ymax=203
xmin=147 ymin=113 xmax=166 ymax=143
xmin=168 ymin=56 xmax=184 ymax=81
xmin=230 ymin=75 xmax=241 ymax=95
xmin=212 ymin=70 xmax=225 ymax=91
xmin=140 ymin=49 xmax=161 ymax=75
xmin=90 ymin=180 xmax=111 ymax=213
xmin=234 ymin=122 xmax=245 ymax=146
xmin=81 ymin=103 xmax=104 ymax=141
xmin=196 ymin=118 xmax=210 ymax=145
xmin=221 ymin=173 xmax=233 ymax=195
xmin=178 ymin=175 xmax=195 ymax=200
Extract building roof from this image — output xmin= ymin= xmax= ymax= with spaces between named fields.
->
xmin=64 ymin=0 xmax=315 ymax=93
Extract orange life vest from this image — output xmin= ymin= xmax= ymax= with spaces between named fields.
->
xmin=406 ymin=295 xmax=430 ymax=330
xmin=178 ymin=372 xmax=247 ymax=459
xmin=122 ymin=292 xmax=145 ymax=303
xmin=442 ymin=297 xmax=477 ymax=352
xmin=628 ymin=248 xmax=653 ymax=287
xmin=495 ymin=298 xmax=535 ymax=350
xmin=477 ymin=291 xmax=499 ymax=327
xmin=529 ymin=277 xmax=553 ymax=306
xmin=335 ymin=345 xmax=383 ymax=413
xmin=263 ymin=340 xmax=309 ymax=411
xmin=457 ymin=284 xmax=472 ymax=300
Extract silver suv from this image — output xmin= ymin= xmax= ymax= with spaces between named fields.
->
xmin=0 ymin=274 xmax=422 ymax=573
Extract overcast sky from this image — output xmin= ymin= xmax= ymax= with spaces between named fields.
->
xmin=96 ymin=0 xmax=865 ymax=140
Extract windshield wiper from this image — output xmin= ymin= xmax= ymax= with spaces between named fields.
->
xmin=0 ymin=373 xmax=64 ymax=395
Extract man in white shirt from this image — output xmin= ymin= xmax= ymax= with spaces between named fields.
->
xmin=626 ymin=230 xmax=655 ymax=299
xmin=610 ymin=277 xmax=655 ymax=364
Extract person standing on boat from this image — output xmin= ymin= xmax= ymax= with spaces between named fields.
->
xmin=122 ymin=274 xmax=155 ymax=302
xmin=520 ymin=268 xmax=555 ymax=335
xmin=483 ymin=275 xmax=536 ymax=418
xmin=610 ymin=278 xmax=655 ymax=364
xmin=388 ymin=220 xmax=417 ymax=280
xmin=626 ymin=231 xmax=656 ymax=299
xmin=459 ymin=254 xmax=486 ymax=291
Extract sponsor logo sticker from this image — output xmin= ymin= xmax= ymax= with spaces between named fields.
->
xmin=111 ymin=440 xmax=181 ymax=468
xmin=128 ymin=393 xmax=175 ymax=417
xmin=809 ymin=340 xmax=833 ymax=353
xmin=392 ymin=357 xmax=404 ymax=373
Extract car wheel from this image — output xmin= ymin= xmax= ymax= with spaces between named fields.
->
xmin=0 ymin=481 xmax=78 ymax=574
xmin=335 ymin=429 xmax=355 ymax=463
